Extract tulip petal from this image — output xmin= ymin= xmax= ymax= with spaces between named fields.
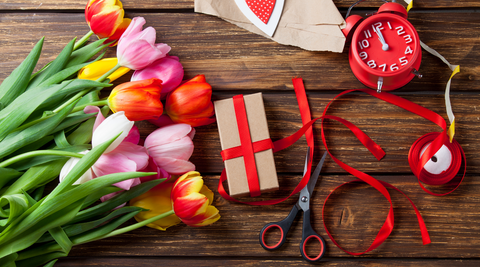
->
xmin=91 ymin=153 xmax=139 ymax=190
xmin=147 ymin=136 xmax=194 ymax=161
xmin=59 ymin=151 xmax=93 ymax=185
xmin=78 ymin=58 xmax=130 ymax=82
xmin=153 ymin=157 xmax=195 ymax=175
xmin=124 ymin=125 xmax=140 ymax=145
xmin=111 ymin=141 xmax=149 ymax=170
xmin=181 ymin=205 xmax=221 ymax=227
xmin=144 ymin=124 xmax=193 ymax=147
xmin=173 ymin=192 xmax=209 ymax=219
xmin=139 ymin=157 xmax=171 ymax=183
xmin=171 ymin=175 xmax=203 ymax=201
xmin=92 ymin=111 xmax=134 ymax=153
xmin=130 ymin=182 xmax=181 ymax=231
xmin=199 ymin=185 xmax=214 ymax=205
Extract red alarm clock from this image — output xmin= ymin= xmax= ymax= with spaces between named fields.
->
xmin=343 ymin=2 xmax=422 ymax=92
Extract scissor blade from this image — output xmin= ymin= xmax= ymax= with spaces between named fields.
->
xmin=302 ymin=147 xmax=311 ymax=176
xmin=306 ymin=152 xmax=328 ymax=196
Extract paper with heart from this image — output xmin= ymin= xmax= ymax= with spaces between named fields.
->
xmin=234 ymin=0 xmax=284 ymax=37
xmin=194 ymin=0 xmax=346 ymax=53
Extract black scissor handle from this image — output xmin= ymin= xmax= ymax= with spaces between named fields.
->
xmin=259 ymin=204 xmax=300 ymax=250
xmin=299 ymin=209 xmax=326 ymax=262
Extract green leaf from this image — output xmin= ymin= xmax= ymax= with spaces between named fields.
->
xmin=0 ymin=38 xmax=44 ymax=107
xmin=16 ymin=252 xmax=65 ymax=267
xmin=3 ymin=159 xmax=67 ymax=196
xmin=0 ymin=252 xmax=17 ymax=267
xmin=27 ymin=38 xmax=75 ymax=90
xmin=0 ymin=100 xmax=77 ymax=159
xmin=0 ymin=194 xmax=30 ymax=229
xmin=37 ymin=62 xmax=89 ymax=88
xmin=43 ymin=259 xmax=59 ymax=267
xmin=0 ymin=168 xmax=23 ymax=190
xmin=50 ymin=112 xmax=94 ymax=134
xmin=0 ymin=200 xmax=83 ymax=260
xmin=37 ymin=206 xmax=143 ymax=243
xmin=53 ymin=131 xmax=70 ymax=149
xmin=48 ymin=226 xmax=72 ymax=254
xmin=80 ymin=186 xmax=122 ymax=210
xmin=66 ymin=39 xmax=108 ymax=68
xmin=70 ymin=179 xmax=164 ymax=224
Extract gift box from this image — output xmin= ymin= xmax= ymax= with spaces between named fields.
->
xmin=214 ymin=93 xmax=279 ymax=197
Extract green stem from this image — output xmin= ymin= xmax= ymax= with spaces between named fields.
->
xmin=71 ymin=100 xmax=108 ymax=113
xmin=101 ymin=210 xmax=176 ymax=239
xmin=96 ymin=63 xmax=121 ymax=83
xmin=16 ymin=210 xmax=176 ymax=260
xmin=52 ymin=89 xmax=91 ymax=114
xmin=74 ymin=30 xmax=94 ymax=51
xmin=0 ymin=150 xmax=83 ymax=168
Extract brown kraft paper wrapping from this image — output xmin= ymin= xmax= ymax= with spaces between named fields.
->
xmin=214 ymin=93 xmax=279 ymax=197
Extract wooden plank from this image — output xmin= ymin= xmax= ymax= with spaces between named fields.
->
xmin=54 ymin=257 xmax=480 ymax=267
xmin=0 ymin=0 xmax=479 ymax=11
xmin=53 ymin=174 xmax=479 ymax=258
xmin=0 ymin=12 xmax=477 ymax=92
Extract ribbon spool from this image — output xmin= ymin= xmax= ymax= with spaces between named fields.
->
xmin=408 ymin=132 xmax=465 ymax=195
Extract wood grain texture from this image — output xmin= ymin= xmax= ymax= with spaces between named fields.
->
xmin=0 ymin=12 xmax=478 ymax=92
xmin=0 ymin=0 xmax=479 ymax=10
xmin=54 ymin=257 xmax=480 ymax=267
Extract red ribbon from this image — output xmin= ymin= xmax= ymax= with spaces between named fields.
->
xmin=232 ymin=95 xmax=262 ymax=197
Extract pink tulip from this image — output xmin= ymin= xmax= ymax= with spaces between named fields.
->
xmin=117 ymin=17 xmax=171 ymax=70
xmin=131 ymin=55 xmax=184 ymax=99
xmin=144 ymin=124 xmax=195 ymax=175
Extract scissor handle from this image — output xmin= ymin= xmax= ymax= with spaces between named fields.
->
xmin=299 ymin=209 xmax=326 ymax=262
xmin=259 ymin=204 xmax=300 ymax=251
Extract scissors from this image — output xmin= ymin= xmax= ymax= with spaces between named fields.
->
xmin=259 ymin=149 xmax=327 ymax=262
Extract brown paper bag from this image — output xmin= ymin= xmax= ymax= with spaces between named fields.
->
xmin=194 ymin=0 xmax=346 ymax=52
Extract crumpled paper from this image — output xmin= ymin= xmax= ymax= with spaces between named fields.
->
xmin=194 ymin=0 xmax=346 ymax=53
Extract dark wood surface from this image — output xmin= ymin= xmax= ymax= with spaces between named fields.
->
xmin=1 ymin=0 xmax=479 ymax=266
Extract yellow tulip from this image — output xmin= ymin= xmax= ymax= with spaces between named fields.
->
xmin=130 ymin=182 xmax=181 ymax=231
xmin=78 ymin=58 xmax=130 ymax=82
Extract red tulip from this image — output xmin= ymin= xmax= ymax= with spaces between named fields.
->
xmin=107 ymin=78 xmax=163 ymax=121
xmin=85 ymin=0 xmax=131 ymax=46
xmin=171 ymin=171 xmax=220 ymax=227
xmin=165 ymin=75 xmax=215 ymax=127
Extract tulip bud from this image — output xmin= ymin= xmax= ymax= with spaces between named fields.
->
xmin=165 ymin=75 xmax=216 ymax=127
xmin=144 ymin=124 xmax=195 ymax=175
xmin=85 ymin=0 xmax=131 ymax=46
xmin=78 ymin=58 xmax=130 ymax=82
xmin=107 ymin=78 xmax=164 ymax=121
xmin=131 ymin=55 xmax=184 ymax=99
xmin=171 ymin=171 xmax=220 ymax=227
xmin=117 ymin=17 xmax=171 ymax=70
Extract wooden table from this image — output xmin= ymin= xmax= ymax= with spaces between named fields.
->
xmin=1 ymin=0 xmax=479 ymax=266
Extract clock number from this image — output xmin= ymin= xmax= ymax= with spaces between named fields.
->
xmin=387 ymin=22 xmax=393 ymax=30
xmin=396 ymin=26 xmax=405 ymax=35
xmin=358 ymin=39 xmax=370 ymax=49
xmin=405 ymin=45 xmax=413 ymax=55
xmin=373 ymin=22 xmax=384 ymax=31
xmin=403 ymin=35 xmax=413 ymax=44
xmin=359 ymin=51 xmax=368 ymax=60
xmin=399 ymin=56 xmax=408 ymax=66
xmin=379 ymin=64 xmax=387 ymax=72
xmin=367 ymin=60 xmax=377 ymax=68
xmin=364 ymin=30 xmax=372 ymax=38
xmin=390 ymin=63 xmax=399 ymax=71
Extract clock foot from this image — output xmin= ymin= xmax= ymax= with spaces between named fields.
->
xmin=412 ymin=69 xmax=423 ymax=79
xmin=377 ymin=77 xmax=384 ymax=93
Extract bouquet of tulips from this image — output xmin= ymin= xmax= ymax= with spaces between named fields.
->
xmin=0 ymin=1 xmax=220 ymax=266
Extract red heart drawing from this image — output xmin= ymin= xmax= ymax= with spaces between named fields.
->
xmin=245 ymin=0 xmax=277 ymax=24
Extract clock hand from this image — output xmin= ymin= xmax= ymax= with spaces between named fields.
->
xmin=374 ymin=26 xmax=389 ymax=51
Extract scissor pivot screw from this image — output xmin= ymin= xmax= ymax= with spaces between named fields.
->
xmin=301 ymin=196 xmax=308 ymax=202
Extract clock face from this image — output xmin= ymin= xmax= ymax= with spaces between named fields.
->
xmin=352 ymin=14 xmax=419 ymax=75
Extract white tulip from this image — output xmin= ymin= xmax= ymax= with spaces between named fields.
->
xmin=92 ymin=111 xmax=134 ymax=153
